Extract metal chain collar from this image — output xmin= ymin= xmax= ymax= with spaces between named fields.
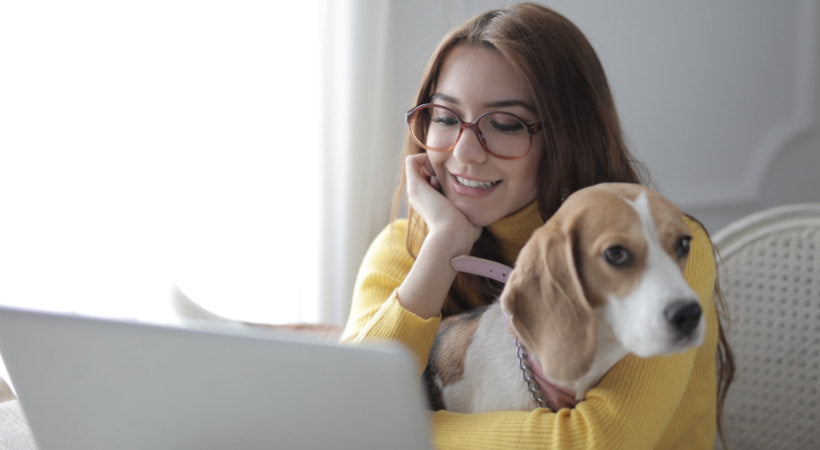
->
xmin=514 ymin=338 xmax=550 ymax=409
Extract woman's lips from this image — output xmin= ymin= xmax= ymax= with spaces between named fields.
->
xmin=450 ymin=173 xmax=502 ymax=197
xmin=455 ymin=175 xmax=499 ymax=189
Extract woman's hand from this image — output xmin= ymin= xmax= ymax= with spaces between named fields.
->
xmin=404 ymin=153 xmax=481 ymax=256
xmin=397 ymin=153 xmax=482 ymax=319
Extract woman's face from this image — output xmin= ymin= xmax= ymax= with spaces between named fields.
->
xmin=427 ymin=45 xmax=543 ymax=227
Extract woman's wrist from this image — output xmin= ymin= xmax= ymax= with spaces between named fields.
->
xmin=397 ymin=230 xmax=468 ymax=319
xmin=424 ymin=227 xmax=477 ymax=260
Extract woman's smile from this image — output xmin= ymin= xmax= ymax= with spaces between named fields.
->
xmin=448 ymin=172 xmax=502 ymax=199
xmin=454 ymin=175 xmax=501 ymax=189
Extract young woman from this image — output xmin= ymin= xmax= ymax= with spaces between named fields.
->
xmin=342 ymin=3 xmax=733 ymax=448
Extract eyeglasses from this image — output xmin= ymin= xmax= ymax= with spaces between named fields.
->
xmin=405 ymin=103 xmax=543 ymax=160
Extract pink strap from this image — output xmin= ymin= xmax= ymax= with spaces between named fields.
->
xmin=450 ymin=255 xmax=513 ymax=284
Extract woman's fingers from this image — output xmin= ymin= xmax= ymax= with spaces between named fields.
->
xmin=404 ymin=154 xmax=481 ymax=252
xmin=405 ymin=154 xmax=452 ymax=212
xmin=430 ymin=174 xmax=441 ymax=193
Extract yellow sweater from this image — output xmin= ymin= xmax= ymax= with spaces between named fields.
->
xmin=342 ymin=201 xmax=719 ymax=449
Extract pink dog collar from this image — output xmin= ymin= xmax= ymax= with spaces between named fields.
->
xmin=450 ymin=255 xmax=513 ymax=284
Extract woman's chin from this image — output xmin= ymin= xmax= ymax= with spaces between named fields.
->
xmin=444 ymin=187 xmax=512 ymax=227
xmin=455 ymin=205 xmax=496 ymax=228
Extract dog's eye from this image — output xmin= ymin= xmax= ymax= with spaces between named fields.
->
xmin=675 ymin=236 xmax=692 ymax=259
xmin=604 ymin=245 xmax=632 ymax=267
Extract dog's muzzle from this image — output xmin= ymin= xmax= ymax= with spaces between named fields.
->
xmin=664 ymin=300 xmax=702 ymax=335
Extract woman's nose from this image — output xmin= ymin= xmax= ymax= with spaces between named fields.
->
xmin=452 ymin=127 xmax=488 ymax=164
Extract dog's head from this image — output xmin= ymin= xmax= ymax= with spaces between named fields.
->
xmin=501 ymin=182 xmax=705 ymax=383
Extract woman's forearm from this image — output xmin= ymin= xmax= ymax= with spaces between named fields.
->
xmin=397 ymin=230 xmax=465 ymax=319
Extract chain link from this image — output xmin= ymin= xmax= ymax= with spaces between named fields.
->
xmin=514 ymin=338 xmax=550 ymax=409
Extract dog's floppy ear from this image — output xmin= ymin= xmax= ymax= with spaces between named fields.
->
xmin=501 ymin=223 xmax=596 ymax=382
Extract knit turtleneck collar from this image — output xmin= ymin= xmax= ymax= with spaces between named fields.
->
xmin=486 ymin=200 xmax=545 ymax=266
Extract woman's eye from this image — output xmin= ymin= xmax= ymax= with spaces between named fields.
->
xmin=489 ymin=118 xmax=525 ymax=133
xmin=675 ymin=236 xmax=692 ymax=259
xmin=431 ymin=114 xmax=459 ymax=126
xmin=604 ymin=245 xmax=632 ymax=267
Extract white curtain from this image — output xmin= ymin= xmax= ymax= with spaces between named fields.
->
xmin=316 ymin=0 xmax=498 ymax=325
xmin=318 ymin=0 xmax=395 ymax=325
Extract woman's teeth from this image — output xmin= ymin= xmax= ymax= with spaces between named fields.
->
xmin=456 ymin=176 xmax=499 ymax=189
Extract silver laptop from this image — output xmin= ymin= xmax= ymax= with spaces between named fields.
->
xmin=0 ymin=305 xmax=433 ymax=450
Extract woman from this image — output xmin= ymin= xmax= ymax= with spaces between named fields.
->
xmin=342 ymin=3 xmax=733 ymax=448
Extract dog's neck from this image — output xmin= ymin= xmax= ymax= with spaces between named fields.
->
xmin=567 ymin=311 xmax=631 ymax=395
xmin=501 ymin=310 xmax=577 ymax=410
xmin=515 ymin=338 xmax=578 ymax=410
xmin=506 ymin=310 xmax=630 ymax=409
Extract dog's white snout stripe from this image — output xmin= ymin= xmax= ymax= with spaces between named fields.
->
xmin=605 ymin=192 xmax=704 ymax=356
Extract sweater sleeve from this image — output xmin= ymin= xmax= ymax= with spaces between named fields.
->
xmin=430 ymin=217 xmax=719 ymax=449
xmin=341 ymin=220 xmax=442 ymax=370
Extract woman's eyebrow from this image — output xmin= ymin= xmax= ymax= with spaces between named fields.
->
xmin=431 ymin=93 xmax=535 ymax=112
xmin=430 ymin=93 xmax=459 ymax=104
xmin=485 ymin=99 xmax=537 ymax=112
xmin=430 ymin=93 xmax=536 ymax=113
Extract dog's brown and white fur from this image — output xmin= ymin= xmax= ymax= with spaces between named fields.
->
xmin=423 ymin=183 xmax=706 ymax=413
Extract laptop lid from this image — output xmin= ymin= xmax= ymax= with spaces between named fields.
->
xmin=0 ymin=305 xmax=433 ymax=450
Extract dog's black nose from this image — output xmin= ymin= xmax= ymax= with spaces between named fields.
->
xmin=664 ymin=300 xmax=702 ymax=334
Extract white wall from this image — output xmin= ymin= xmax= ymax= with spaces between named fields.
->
xmin=377 ymin=0 xmax=820 ymax=235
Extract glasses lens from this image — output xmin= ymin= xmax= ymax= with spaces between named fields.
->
xmin=409 ymin=105 xmax=461 ymax=151
xmin=477 ymin=112 xmax=531 ymax=158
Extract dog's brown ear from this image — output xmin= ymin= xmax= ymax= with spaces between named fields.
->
xmin=501 ymin=224 xmax=596 ymax=382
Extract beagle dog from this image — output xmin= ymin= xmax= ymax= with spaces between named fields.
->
xmin=423 ymin=183 xmax=706 ymax=413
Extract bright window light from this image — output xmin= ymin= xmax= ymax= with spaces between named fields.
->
xmin=0 ymin=1 xmax=322 ymax=324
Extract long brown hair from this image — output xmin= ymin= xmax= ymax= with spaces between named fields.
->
xmin=393 ymin=3 xmax=733 ymax=441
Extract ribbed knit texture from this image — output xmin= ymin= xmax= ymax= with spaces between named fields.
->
xmin=341 ymin=201 xmax=719 ymax=449
xmin=487 ymin=200 xmax=545 ymax=265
